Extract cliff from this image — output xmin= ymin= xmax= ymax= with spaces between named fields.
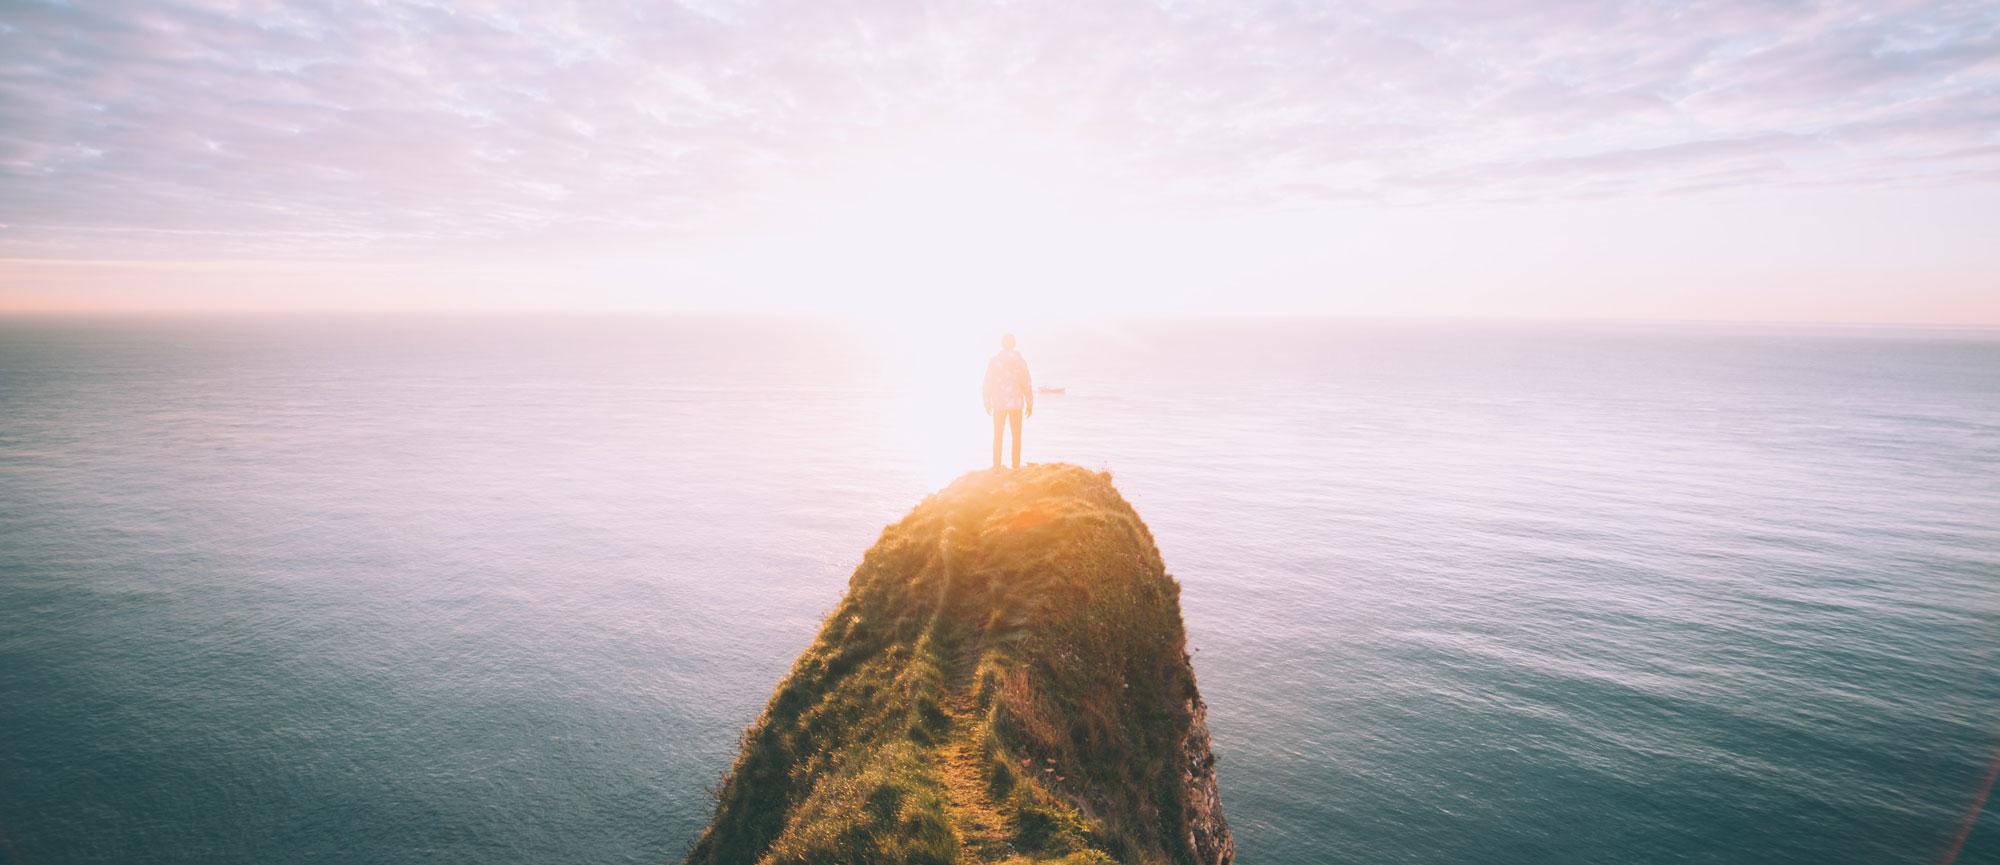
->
xmin=684 ymin=464 xmax=1232 ymax=865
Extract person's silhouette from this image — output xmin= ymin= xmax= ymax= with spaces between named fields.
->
xmin=982 ymin=333 xmax=1033 ymax=470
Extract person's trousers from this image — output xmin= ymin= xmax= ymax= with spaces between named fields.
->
xmin=991 ymin=409 xmax=1023 ymax=468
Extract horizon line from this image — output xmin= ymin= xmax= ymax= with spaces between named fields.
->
xmin=2 ymin=306 xmax=1997 ymax=332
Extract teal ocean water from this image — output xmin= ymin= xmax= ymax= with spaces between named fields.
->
xmin=1 ymin=316 xmax=1995 ymax=864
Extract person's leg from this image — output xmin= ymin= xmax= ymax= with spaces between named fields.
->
xmin=1008 ymin=409 xmax=1023 ymax=469
xmin=992 ymin=411 xmax=1005 ymax=468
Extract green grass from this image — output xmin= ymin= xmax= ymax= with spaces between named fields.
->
xmin=683 ymin=464 xmax=1231 ymax=865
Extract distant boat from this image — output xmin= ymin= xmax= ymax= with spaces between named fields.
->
xmin=1036 ymin=386 xmax=1066 ymax=395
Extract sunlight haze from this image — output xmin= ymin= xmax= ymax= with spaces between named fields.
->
xmin=2 ymin=1 xmax=1997 ymax=323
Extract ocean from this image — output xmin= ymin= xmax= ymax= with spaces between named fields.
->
xmin=1 ymin=315 xmax=1995 ymax=864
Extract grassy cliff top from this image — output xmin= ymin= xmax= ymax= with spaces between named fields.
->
xmin=685 ymin=463 xmax=1232 ymax=865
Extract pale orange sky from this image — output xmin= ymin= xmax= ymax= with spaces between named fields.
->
xmin=3 ymin=1 xmax=1997 ymax=324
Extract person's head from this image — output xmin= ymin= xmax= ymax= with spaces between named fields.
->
xmin=1000 ymin=333 xmax=1017 ymax=350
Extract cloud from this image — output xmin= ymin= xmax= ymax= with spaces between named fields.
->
xmin=0 ymin=0 xmax=1995 ymax=258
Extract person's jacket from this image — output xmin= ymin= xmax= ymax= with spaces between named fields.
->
xmin=982 ymin=349 xmax=1033 ymax=413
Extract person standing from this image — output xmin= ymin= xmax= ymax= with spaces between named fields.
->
xmin=983 ymin=333 xmax=1033 ymax=470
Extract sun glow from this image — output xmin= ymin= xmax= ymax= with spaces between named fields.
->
xmin=711 ymin=128 xmax=1146 ymax=322
xmin=870 ymin=316 xmax=1011 ymax=488
xmin=701 ymin=129 xmax=1121 ymax=484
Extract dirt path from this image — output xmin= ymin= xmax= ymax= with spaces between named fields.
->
xmin=938 ymin=634 xmax=1013 ymax=863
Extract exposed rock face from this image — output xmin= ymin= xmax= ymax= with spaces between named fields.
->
xmin=1178 ymin=700 xmax=1232 ymax=865
xmin=685 ymin=464 xmax=1232 ymax=865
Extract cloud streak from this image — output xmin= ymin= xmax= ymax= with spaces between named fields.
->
xmin=0 ymin=0 xmax=1996 ymax=259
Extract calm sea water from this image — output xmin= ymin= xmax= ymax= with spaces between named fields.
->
xmin=1 ymin=315 xmax=1995 ymax=865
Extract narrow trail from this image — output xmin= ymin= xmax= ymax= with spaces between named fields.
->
xmin=938 ymin=630 xmax=1013 ymax=863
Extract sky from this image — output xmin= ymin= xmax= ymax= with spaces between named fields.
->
xmin=2 ymin=0 xmax=1997 ymax=323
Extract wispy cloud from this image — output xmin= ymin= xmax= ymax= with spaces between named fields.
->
xmin=1 ymin=0 xmax=1995 ymax=258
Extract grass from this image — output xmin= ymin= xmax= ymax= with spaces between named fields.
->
xmin=683 ymin=464 xmax=1231 ymax=865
